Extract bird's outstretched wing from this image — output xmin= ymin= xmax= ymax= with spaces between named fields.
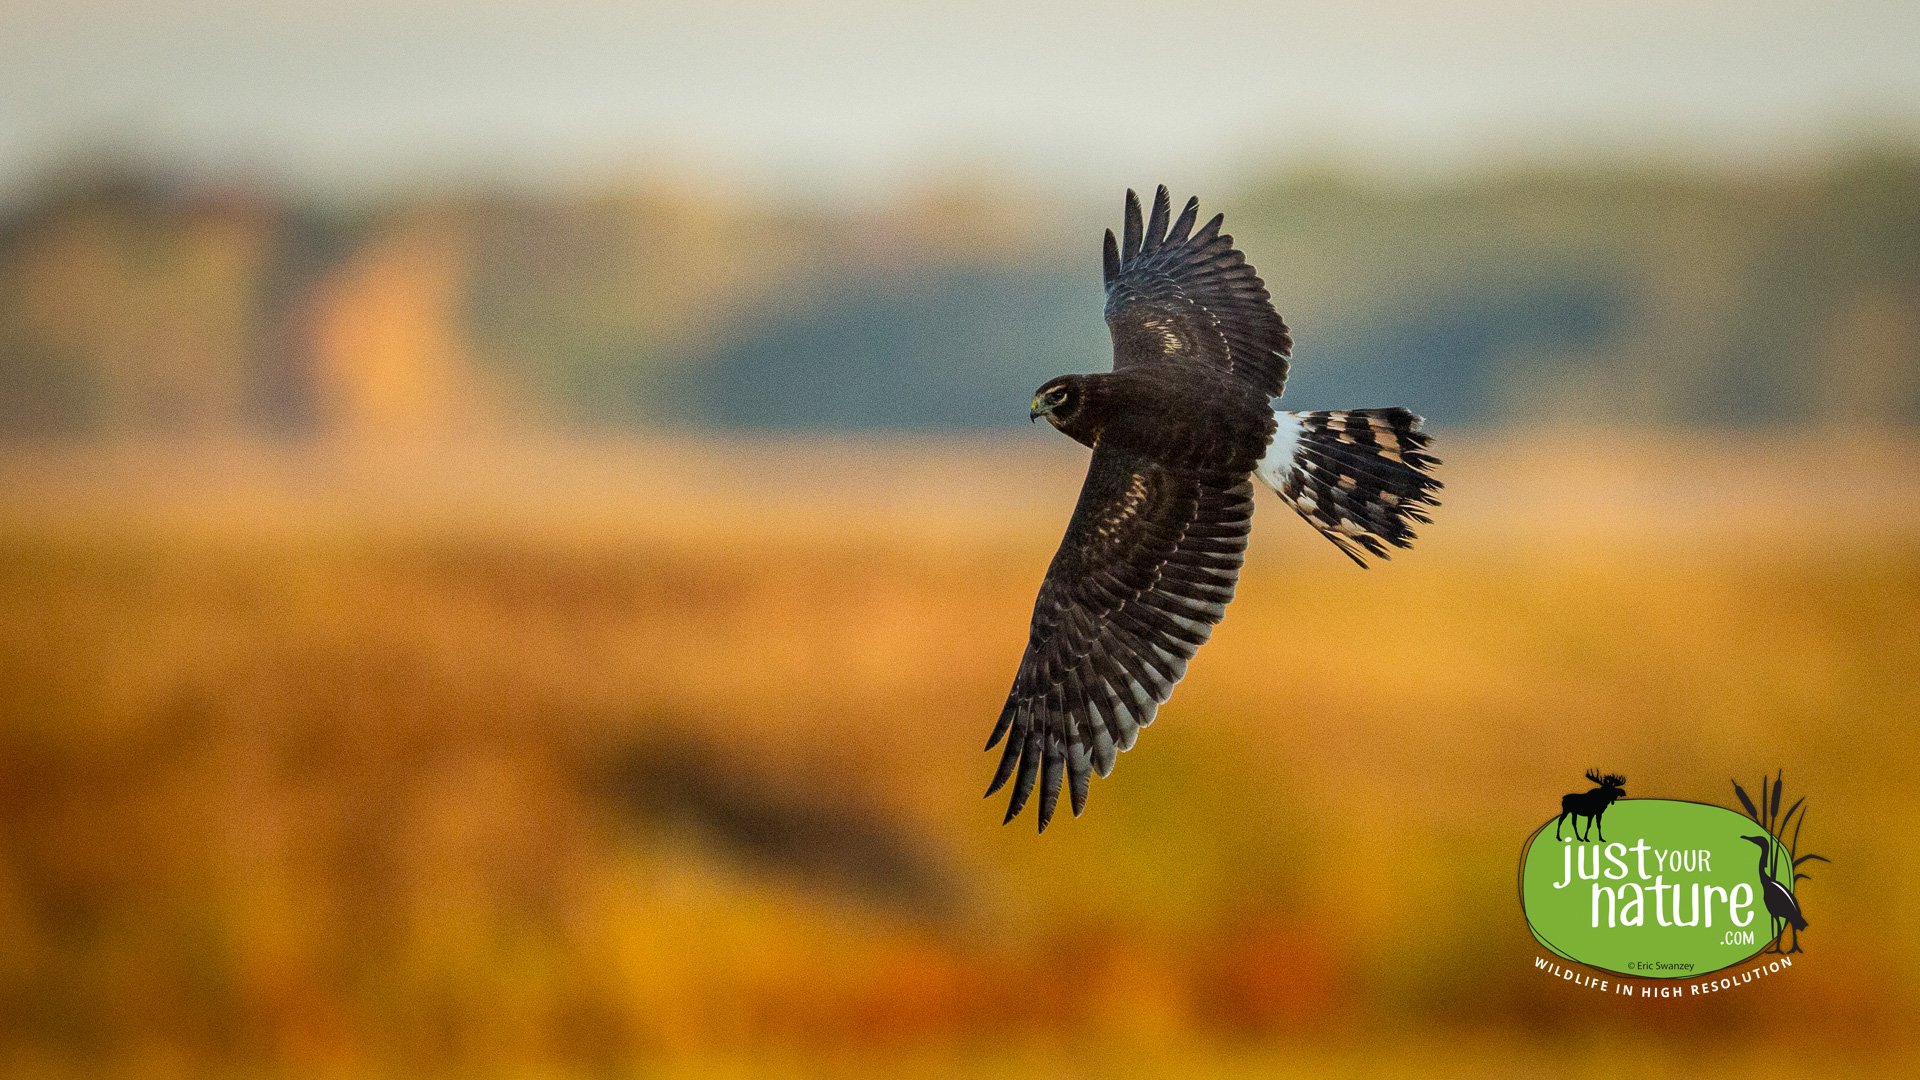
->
xmin=987 ymin=443 xmax=1252 ymax=831
xmin=1103 ymin=185 xmax=1292 ymax=397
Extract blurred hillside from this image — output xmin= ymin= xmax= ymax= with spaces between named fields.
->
xmin=3 ymin=153 xmax=1917 ymax=438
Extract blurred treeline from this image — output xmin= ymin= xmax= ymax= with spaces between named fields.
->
xmin=3 ymin=151 xmax=1917 ymax=439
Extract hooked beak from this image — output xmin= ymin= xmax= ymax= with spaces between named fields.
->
xmin=1030 ymin=397 xmax=1045 ymax=422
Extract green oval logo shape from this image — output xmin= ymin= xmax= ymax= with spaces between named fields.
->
xmin=1520 ymin=799 xmax=1794 ymax=978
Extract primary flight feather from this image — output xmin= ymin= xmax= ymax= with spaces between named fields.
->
xmin=990 ymin=186 xmax=1442 ymax=831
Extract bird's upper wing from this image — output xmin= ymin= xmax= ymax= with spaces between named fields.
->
xmin=1103 ymin=186 xmax=1292 ymax=398
xmin=987 ymin=442 xmax=1252 ymax=831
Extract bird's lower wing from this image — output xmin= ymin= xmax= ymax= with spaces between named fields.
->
xmin=987 ymin=445 xmax=1252 ymax=831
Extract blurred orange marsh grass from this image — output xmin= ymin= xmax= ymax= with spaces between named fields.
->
xmin=0 ymin=433 xmax=1916 ymax=1077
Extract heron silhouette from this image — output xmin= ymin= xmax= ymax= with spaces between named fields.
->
xmin=1741 ymin=834 xmax=1808 ymax=953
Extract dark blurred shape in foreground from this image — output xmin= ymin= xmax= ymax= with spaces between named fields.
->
xmin=607 ymin=733 xmax=956 ymax=917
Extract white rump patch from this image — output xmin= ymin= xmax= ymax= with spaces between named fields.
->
xmin=1256 ymin=408 xmax=1303 ymax=493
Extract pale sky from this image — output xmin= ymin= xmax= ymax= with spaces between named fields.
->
xmin=2 ymin=0 xmax=1917 ymax=200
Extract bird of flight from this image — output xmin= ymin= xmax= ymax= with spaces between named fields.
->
xmin=988 ymin=186 xmax=1442 ymax=831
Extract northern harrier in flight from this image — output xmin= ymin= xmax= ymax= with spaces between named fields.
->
xmin=988 ymin=186 xmax=1441 ymax=831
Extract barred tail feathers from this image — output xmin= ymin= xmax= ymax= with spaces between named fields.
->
xmin=1255 ymin=408 xmax=1441 ymax=567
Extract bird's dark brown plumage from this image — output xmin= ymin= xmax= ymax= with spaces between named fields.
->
xmin=991 ymin=186 xmax=1440 ymax=831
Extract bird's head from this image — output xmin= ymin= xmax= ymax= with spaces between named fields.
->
xmin=1030 ymin=375 xmax=1082 ymax=429
xmin=1741 ymin=834 xmax=1771 ymax=850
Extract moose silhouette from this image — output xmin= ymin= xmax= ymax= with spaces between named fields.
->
xmin=1554 ymin=769 xmax=1626 ymax=842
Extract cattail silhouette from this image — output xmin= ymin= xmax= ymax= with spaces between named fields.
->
xmin=1732 ymin=770 xmax=1827 ymax=954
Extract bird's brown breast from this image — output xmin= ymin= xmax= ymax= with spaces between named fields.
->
xmin=1073 ymin=368 xmax=1275 ymax=476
